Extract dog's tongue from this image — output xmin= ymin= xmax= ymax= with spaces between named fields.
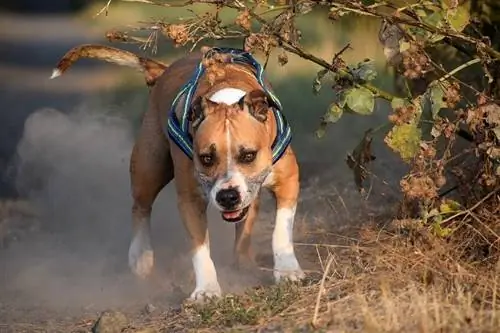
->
xmin=222 ymin=210 xmax=241 ymax=220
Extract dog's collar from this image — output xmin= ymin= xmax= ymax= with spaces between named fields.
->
xmin=166 ymin=47 xmax=292 ymax=165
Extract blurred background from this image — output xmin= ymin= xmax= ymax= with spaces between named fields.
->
xmin=0 ymin=0 xmax=403 ymax=199
xmin=0 ymin=0 xmax=404 ymax=326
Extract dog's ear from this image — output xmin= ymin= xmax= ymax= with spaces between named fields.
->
xmin=238 ymin=89 xmax=270 ymax=122
xmin=191 ymin=96 xmax=218 ymax=128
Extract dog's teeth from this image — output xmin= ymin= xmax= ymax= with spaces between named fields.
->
xmin=50 ymin=68 xmax=61 ymax=79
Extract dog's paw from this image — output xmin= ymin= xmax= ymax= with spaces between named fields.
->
xmin=128 ymin=237 xmax=154 ymax=279
xmin=189 ymin=285 xmax=222 ymax=303
xmin=273 ymin=253 xmax=305 ymax=283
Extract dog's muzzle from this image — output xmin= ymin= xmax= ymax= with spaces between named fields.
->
xmin=215 ymin=187 xmax=250 ymax=223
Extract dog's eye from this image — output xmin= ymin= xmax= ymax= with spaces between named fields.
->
xmin=239 ymin=151 xmax=257 ymax=164
xmin=199 ymin=154 xmax=215 ymax=167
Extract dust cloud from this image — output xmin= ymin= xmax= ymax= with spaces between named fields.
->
xmin=0 ymin=105 xmax=262 ymax=316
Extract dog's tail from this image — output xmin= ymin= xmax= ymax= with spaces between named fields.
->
xmin=50 ymin=44 xmax=168 ymax=86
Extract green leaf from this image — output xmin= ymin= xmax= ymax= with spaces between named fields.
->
xmin=315 ymin=123 xmax=327 ymax=139
xmin=391 ymin=97 xmax=407 ymax=110
xmin=415 ymin=9 xmax=428 ymax=18
xmin=428 ymin=84 xmax=447 ymax=119
xmin=446 ymin=5 xmax=470 ymax=32
xmin=439 ymin=199 xmax=461 ymax=214
xmin=432 ymin=220 xmax=453 ymax=237
xmin=345 ymin=87 xmax=375 ymax=115
xmin=422 ymin=11 xmax=446 ymax=42
xmin=384 ymin=122 xmax=422 ymax=162
xmin=351 ymin=60 xmax=377 ymax=82
xmin=399 ymin=41 xmax=411 ymax=53
xmin=323 ymin=103 xmax=344 ymax=124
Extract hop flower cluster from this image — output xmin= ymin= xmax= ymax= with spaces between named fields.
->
xmin=401 ymin=175 xmax=439 ymax=201
xmin=401 ymin=142 xmax=446 ymax=201
xmin=162 ymin=24 xmax=190 ymax=47
xmin=402 ymin=42 xmax=431 ymax=79
xmin=235 ymin=10 xmax=251 ymax=31
xmin=244 ymin=33 xmax=278 ymax=53
xmin=443 ymin=81 xmax=461 ymax=109
xmin=277 ymin=52 xmax=288 ymax=66
xmin=389 ymin=104 xmax=418 ymax=125
xmin=201 ymin=49 xmax=232 ymax=86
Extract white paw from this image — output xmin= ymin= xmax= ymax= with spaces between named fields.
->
xmin=189 ymin=284 xmax=222 ymax=303
xmin=128 ymin=235 xmax=154 ymax=279
xmin=274 ymin=252 xmax=305 ymax=283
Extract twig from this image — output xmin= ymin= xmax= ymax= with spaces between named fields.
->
xmin=228 ymin=0 xmax=397 ymax=101
xmin=440 ymin=187 xmax=500 ymax=226
xmin=331 ymin=42 xmax=351 ymax=64
xmin=312 ymin=254 xmax=334 ymax=328
xmin=93 ymin=0 xmax=113 ymax=18
xmin=429 ymin=58 xmax=482 ymax=87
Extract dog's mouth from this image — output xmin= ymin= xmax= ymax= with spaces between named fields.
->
xmin=221 ymin=206 xmax=250 ymax=223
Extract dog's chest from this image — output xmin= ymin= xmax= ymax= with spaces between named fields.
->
xmin=262 ymin=171 xmax=275 ymax=188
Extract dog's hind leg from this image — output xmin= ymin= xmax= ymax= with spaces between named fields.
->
xmin=129 ymin=107 xmax=174 ymax=279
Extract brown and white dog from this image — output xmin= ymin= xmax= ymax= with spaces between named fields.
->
xmin=51 ymin=44 xmax=304 ymax=301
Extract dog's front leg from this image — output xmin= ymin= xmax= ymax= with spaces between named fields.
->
xmin=177 ymin=191 xmax=222 ymax=301
xmin=270 ymin=153 xmax=305 ymax=283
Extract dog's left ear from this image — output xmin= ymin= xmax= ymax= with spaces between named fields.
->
xmin=238 ymin=89 xmax=270 ymax=122
xmin=191 ymin=96 xmax=218 ymax=129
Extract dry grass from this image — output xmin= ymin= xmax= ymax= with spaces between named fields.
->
xmin=2 ymin=193 xmax=500 ymax=332
xmin=114 ymin=197 xmax=500 ymax=333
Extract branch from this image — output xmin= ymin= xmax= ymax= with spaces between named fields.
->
xmin=325 ymin=0 xmax=500 ymax=61
xmin=228 ymin=0 xmax=397 ymax=101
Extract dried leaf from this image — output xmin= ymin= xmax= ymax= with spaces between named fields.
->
xmin=312 ymin=69 xmax=328 ymax=95
xmin=346 ymin=129 xmax=376 ymax=192
xmin=485 ymin=103 xmax=500 ymax=125
xmin=378 ymin=20 xmax=405 ymax=65
xmin=493 ymin=127 xmax=500 ymax=141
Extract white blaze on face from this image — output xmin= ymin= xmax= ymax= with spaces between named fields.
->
xmin=208 ymin=87 xmax=247 ymax=105
xmin=225 ymin=118 xmax=232 ymax=169
xmin=207 ymin=88 xmax=250 ymax=211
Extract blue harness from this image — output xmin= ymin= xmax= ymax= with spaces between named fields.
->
xmin=165 ymin=47 xmax=292 ymax=165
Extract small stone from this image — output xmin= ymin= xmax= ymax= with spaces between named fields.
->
xmin=92 ymin=310 xmax=128 ymax=333
xmin=144 ymin=303 xmax=156 ymax=314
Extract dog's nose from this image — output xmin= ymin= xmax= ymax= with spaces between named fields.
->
xmin=215 ymin=188 xmax=241 ymax=209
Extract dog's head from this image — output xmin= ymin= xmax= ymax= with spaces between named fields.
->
xmin=192 ymin=89 xmax=274 ymax=223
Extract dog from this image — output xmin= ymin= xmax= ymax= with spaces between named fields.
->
xmin=51 ymin=44 xmax=305 ymax=301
